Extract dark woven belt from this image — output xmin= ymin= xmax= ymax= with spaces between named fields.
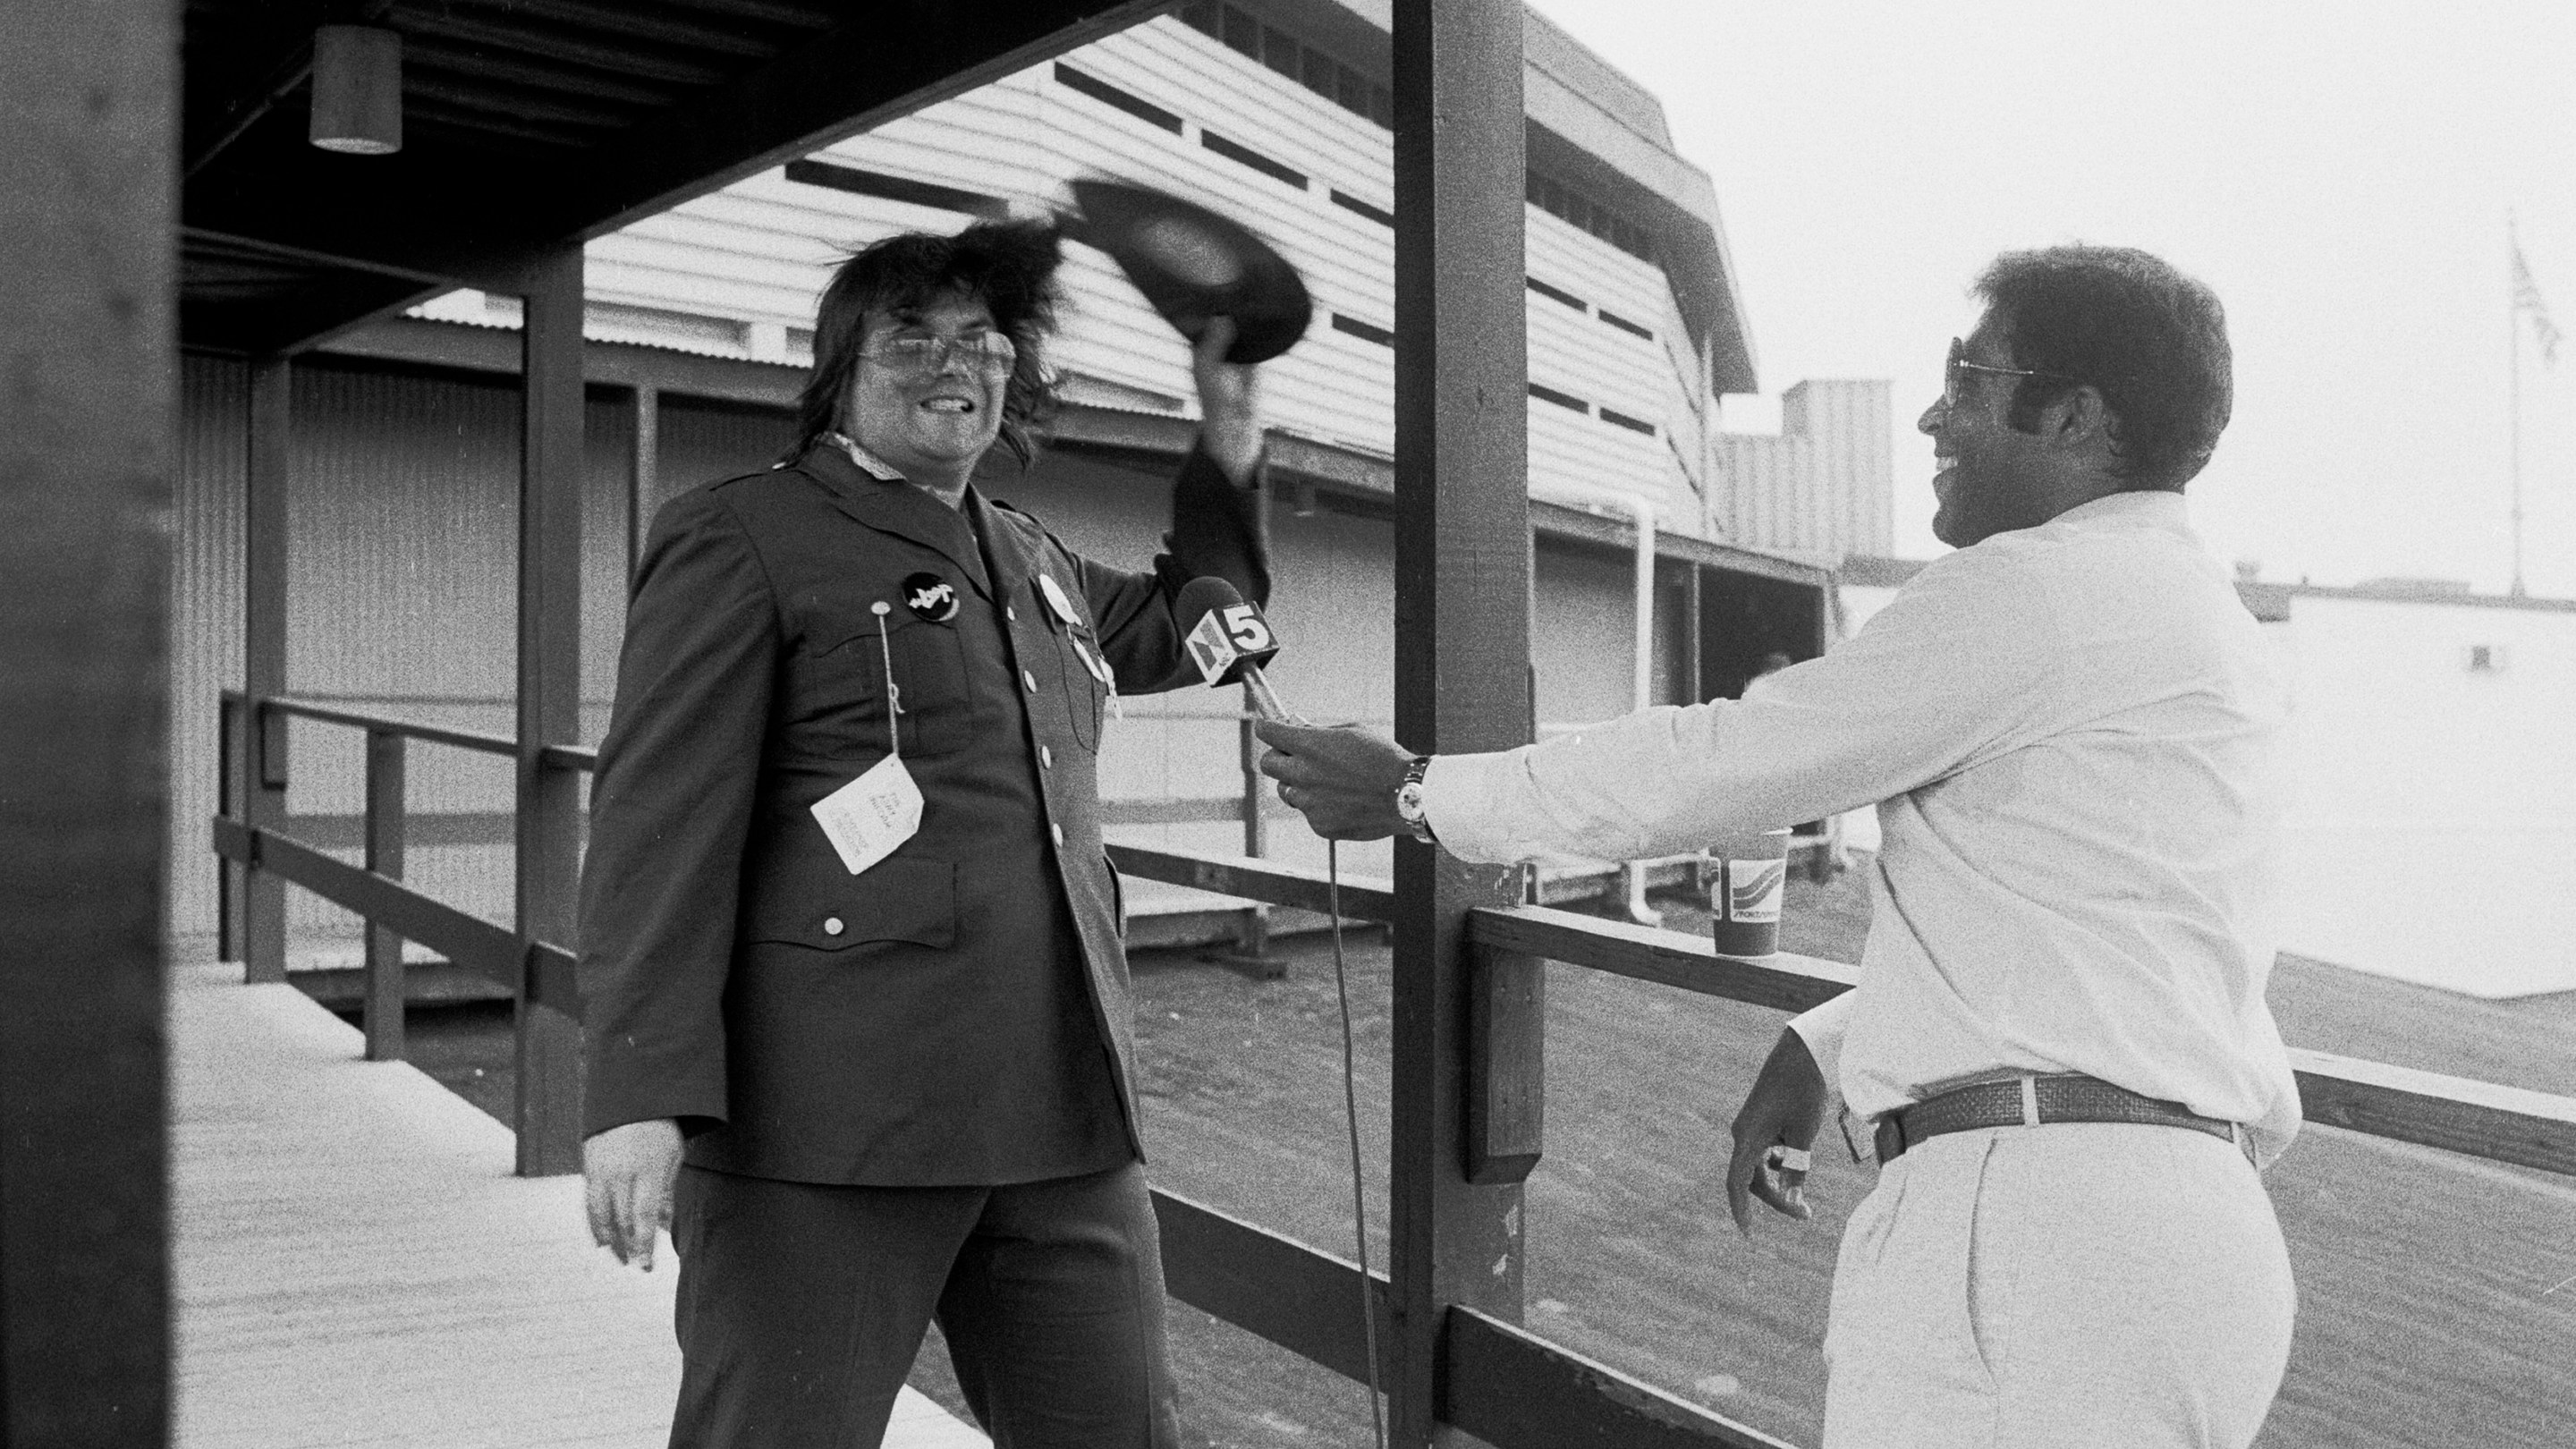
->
xmin=1873 ymin=1073 xmax=2241 ymax=1165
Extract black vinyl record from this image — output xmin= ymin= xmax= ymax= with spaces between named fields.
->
xmin=1067 ymin=178 xmax=1314 ymax=364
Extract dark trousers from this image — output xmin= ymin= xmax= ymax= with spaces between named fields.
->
xmin=666 ymin=1160 xmax=1182 ymax=1448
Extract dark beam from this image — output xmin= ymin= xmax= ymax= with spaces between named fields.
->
xmin=1151 ymin=1190 xmax=1392 ymax=1385
xmin=402 ymin=75 xmax=634 ymax=132
xmin=179 ymin=1 xmax=326 ymax=178
xmin=511 ymin=248 xmax=588 ymax=1175
xmin=0 ymin=0 xmax=174 ymax=1442
xmin=362 ymin=731 xmax=409 ymax=1062
xmin=509 ymin=0 xmax=1175 ymax=248
xmin=1106 ymin=842 xmax=1397 ymax=921
xmin=402 ymin=37 xmax=682 ymax=108
xmin=188 ymin=269 xmax=450 ymax=359
xmin=396 ymin=9 xmax=733 ymax=89
xmin=242 ymin=358 xmax=291 ymax=982
xmin=1464 ymin=905 xmax=1859 ymax=1014
xmin=209 ymin=820 xmax=527 ymax=993
xmin=1388 ymin=3 xmax=1537 ymax=1445
xmin=1531 ymin=497 xmax=1832 ymax=589
xmin=1445 ymin=1310 xmax=1797 ymax=1449
xmin=317 ymin=315 xmax=807 ymax=409
xmin=457 ymin=0 xmax=784 ymax=58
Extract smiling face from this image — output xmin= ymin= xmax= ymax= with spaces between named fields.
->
xmin=837 ymin=292 xmax=1012 ymax=484
xmin=1919 ymin=311 xmax=2061 ymax=548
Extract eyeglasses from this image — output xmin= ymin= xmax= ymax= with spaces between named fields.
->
xmin=862 ymin=332 xmax=1017 ymax=375
xmin=1943 ymin=337 xmax=2072 ymax=406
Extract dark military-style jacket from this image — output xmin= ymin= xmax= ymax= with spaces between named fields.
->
xmin=577 ymin=440 xmax=1267 ymax=1185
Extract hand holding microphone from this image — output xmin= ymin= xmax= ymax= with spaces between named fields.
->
xmin=1175 ymin=577 xmax=1419 ymax=841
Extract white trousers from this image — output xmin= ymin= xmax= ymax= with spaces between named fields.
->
xmin=1821 ymin=1123 xmax=2296 ymax=1449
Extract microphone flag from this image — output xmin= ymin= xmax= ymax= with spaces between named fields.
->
xmin=1174 ymin=576 xmax=1278 ymax=687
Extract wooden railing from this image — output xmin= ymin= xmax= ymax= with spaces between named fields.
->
xmin=211 ymin=693 xmax=2576 ymax=1448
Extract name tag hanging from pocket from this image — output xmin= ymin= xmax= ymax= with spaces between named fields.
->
xmin=811 ymin=601 xmax=922 ymax=876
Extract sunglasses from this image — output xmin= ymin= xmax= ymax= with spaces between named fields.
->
xmin=1943 ymin=337 xmax=2073 ymax=406
xmin=863 ymin=332 xmax=1018 ymax=375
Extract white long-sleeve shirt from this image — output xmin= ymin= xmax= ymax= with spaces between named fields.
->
xmin=1424 ymin=490 xmax=2302 ymax=1165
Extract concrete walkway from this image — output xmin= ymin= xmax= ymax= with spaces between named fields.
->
xmin=170 ymin=961 xmax=986 ymax=1449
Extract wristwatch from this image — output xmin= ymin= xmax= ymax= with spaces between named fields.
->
xmin=1394 ymin=755 xmax=1436 ymax=844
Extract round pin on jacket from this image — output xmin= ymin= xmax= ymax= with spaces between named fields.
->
xmin=902 ymin=572 xmax=960 ymax=623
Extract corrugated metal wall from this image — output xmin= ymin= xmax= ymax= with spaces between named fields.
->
xmin=1715 ymin=379 xmax=1891 ymax=561
xmin=174 ymin=356 xmax=248 ymax=947
xmin=167 ymin=361 xmax=799 ymax=945
xmin=1781 ymin=379 xmax=1892 ymax=558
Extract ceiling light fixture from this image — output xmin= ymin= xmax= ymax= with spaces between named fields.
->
xmin=309 ymin=25 xmax=402 ymax=156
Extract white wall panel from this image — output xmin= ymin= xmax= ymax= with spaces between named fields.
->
xmin=2271 ymin=596 xmax=2576 ymax=996
xmin=562 ymin=10 xmax=1723 ymax=536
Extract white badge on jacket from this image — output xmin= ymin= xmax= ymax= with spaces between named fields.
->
xmin=811 ymin=756 xmax=921 ymax=877
xmin=811 ymin=599 xmax=924 ymax=875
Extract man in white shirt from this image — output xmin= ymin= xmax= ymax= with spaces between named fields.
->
xmin=1256 ymin=245 xmax=2299 ymax=1449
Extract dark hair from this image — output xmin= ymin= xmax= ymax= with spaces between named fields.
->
xmin=790 ymin=218 xmax=1067 ymax=469
xmin=1974 ymin=244 xmax=2232 ymax=491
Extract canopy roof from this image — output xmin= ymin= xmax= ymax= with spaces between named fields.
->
xmin=180 ymin=0 xmax=1164 ymax=354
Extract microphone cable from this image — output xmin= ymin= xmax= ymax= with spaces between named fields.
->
xmin=1325 ymin=838 xmax=1387 ymax=1449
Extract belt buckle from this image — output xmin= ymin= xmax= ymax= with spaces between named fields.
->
xmin=1866 ymin=1113 xmax=1903 ymax=1165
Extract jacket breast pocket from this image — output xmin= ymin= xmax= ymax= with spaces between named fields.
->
xmin=802 ymin=613 xmax=972 ymax=759
xmin=741 ymin=852 xmax=957 ymax=953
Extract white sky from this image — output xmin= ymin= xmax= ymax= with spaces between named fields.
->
xmin=1524 ymin=0 xmax=2576 ymax=593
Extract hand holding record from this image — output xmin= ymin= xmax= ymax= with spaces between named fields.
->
xmin=1191 ymin=316 xmax=1264 ymax=483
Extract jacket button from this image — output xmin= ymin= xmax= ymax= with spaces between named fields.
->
xmin=1040 ymin=744 xmax=1053 ymax=768
xmin=1006 ymin=605 xmax=1018 ymax=621
xmin=1022 ymin=669 xmax=1038 ymax=692
xmin=1050 ymin=824 xmax=1065 ymax=847
xmin=823 ymin=916 xmax=844 ymax=936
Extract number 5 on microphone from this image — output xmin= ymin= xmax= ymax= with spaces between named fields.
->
xmin=1222 ymin=604 xmax=1273 ymax=653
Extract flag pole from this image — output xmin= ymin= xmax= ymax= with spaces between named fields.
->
xmin=2510 ymin=213 xmax=2526 ymax=598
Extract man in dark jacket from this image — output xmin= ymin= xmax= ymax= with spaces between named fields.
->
xmin=578 ymin=219 xmax=1269 ymax=1447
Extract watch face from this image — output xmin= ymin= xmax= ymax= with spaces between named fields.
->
xmin=1395 ymin=781 xmax=1427 ymax=822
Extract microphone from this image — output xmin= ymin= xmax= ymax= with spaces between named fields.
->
xmin=1174 ymin=577 xmax=1301 ymax=724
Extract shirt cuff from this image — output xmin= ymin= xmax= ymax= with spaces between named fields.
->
xmin=1784 ymin=988 xmax=1857 ymax=1108
xmin=1419 ymin=750 xmax=1525 ymax=865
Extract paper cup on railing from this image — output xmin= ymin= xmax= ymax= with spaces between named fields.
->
xmin=1708 ymin=828 xmax=1789 ymax=958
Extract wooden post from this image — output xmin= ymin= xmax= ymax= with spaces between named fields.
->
xmin=1390 ymin=3 xmax=1541 ymax=1442
xmin=1679 ymin=564 xmax=1705 ymax=705
xmin=1234 ymin=707 xmax=1275 ymax=968
xmin=242 ymin=355 xmax=292 ymax=984
xmin=218 ymin=691 xmax=243 ymax=961
xmin=627 ymin=382 xmax=658 ymax=581
xmin=513 ymin=247 xmax=587 ymax=1176
xmin=1234 ymin=470 xmax=1276 ymax=966
xmin=362 ymin=729 xmax=408 ymax=1062
xmin=0 ymin=0 xmax=173 ymax=1440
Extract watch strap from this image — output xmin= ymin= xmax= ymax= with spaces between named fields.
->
xmin=1397 ymin=755 xmax=1436 ymax=843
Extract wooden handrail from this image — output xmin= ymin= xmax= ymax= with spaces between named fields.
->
xmin=258 ymin=693 xmax=521 ymax=758
xmin=216 ymin=699 xmax=2576 ymax=1446
xmin=1106 ymin=843 xmax=2576 ymax=1181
